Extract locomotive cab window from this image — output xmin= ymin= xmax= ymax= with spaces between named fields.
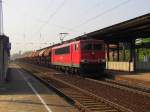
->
xmin=82 ymin=44 xmax=92 ymax=50
xmin=93 ymin=44 xmax=103 ymax=50
xmin=55 ymin=46 xmax=70 ymax=55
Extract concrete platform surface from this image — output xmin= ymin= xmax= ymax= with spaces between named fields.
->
xmin=0 ymin=64 xmax=78 ymax=112
xmin=109 ymin=71 xmax=150 ymax=88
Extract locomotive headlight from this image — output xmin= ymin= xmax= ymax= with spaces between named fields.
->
xmin=81 ymin=59 xmax=85 ymax=62
xmin=98 ymin=58 xmax=105 ymax=63
xmin=81 ymin=59 xmax=88 ymax=63
xmin=101 ymin=59 xmax=105 ymax=63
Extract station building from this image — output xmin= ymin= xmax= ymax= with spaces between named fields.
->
xmin=74 ymin=13 xmax=150 ymax=72
xmin=0 ymin=35 xmax=10 ymax=82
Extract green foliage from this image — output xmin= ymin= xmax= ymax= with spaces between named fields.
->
xmin=142 ymin=38 xmax=150 ymax=43
xmin=137 ymin=48 xmax=150 ymax=62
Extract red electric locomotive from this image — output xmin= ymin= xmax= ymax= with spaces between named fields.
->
xmin=51 ymin=39 xmax=105 ymax=76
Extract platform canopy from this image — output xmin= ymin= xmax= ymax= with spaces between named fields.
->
xmin=74 ymin=13 xmax=150 ymax=43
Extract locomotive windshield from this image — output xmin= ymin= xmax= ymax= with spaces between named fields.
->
xmin=82 ymin=44 xmax=92 ymax=50
xmin=93 ymin=44 xmax=103 ymax=50
xmin=82 ymin=43 xmax=103 ymax=51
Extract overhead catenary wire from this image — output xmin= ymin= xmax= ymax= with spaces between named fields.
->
xmin=33 ymin=0 xmax=67 ymax=36
xmin=5 ymin=0 xmax=73 ymax=51
xmin=15 ymin=0 xmax=131 ymax=51
xmin=4 ymin=0 xmax=79 ymax=37
xmin=27 ymin=0 xmax=104 ymax=35
xmin=11 ymin=0 xmax=133 ymax=54
xmin=68 ymin=0 xmax=131 ymax=31
xmin=77 ymin=0 xmax=104 ymax=18
xmin=43 ymin=1 xmax=104 ymax=35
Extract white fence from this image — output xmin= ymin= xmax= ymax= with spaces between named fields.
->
xmin=106 ymin=61 xmax=134 ymax=72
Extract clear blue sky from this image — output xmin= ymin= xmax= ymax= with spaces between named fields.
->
xmin=3 ymin=0 xmax=150 ymax=54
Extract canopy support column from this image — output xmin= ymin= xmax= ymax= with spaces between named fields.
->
xmin=130 ymin=39 xmax=136 ymax=71
xmin=117 ymin=43 xmax=119 ymax=61
xmin=106 ymin=43 xmax=110 ymax=61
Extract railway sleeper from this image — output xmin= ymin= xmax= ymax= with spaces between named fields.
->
xmin=79 ymin=99 xmax=97 ymax=102
xmin=79 ymin=98 xmax=97 ymax=100
xmin=85 ymin=105 xmax=110 ymax=108
xmin=80 ymin=101 xmax=100 ymax=104
xmin=89 ymin=106 xmax=113 ymax=110
xmin=91 ymin=108 xmax=117 ymax=111
xmin=62 ymin=91 xmax=83 ymax=95
xmin=76 ymin=99 xmax=97 ymax=103
xmin=91 ymin=110 xmax=119 ymax=112
xmin=63 ymin=92 xmax=85 ymax=97
xmin=80 ymin=102 xmax=109 ymax=107
xmin=71 ymin=96 xmax=93 ymax=100
xmin=81 ymin=103 xmax=107 ymax=107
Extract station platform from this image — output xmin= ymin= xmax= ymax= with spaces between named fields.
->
xmin=108 ymin=71 xmax=150 ymax=88
xmin=0 ymin=64 xmax=78 ymax=112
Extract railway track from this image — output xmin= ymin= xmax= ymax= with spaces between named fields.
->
xmin=86 ymin=77 xmax=150 ymax=97
xmin=102 ymin=78 xmax=150 ymax=93
xmin=24 ymin=63 xmax=150 ymax=95
xmin=42 ymin=76 xmax=129 ymax=112
xmin=18 ymin=63 xmax=131 ymax=112
xmin=18 ymin=63 xmax=150 ymax=112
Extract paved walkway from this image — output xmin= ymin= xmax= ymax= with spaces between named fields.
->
xmin=109 ymin=71 xmax=150 ymax=88
xmin=0 ymin=64 xmax=78 ymax=112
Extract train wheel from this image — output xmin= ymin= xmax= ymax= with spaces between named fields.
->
xmin=74 ymin=68 xmax=77 ymax=74
xmin=72 ymin=68 xmax=75 ymax=75
xmin=79 ymin=69 xmax=85 ymax=77
xmin=64 ymin=67 xmax=67 ymax=74
xmin=70 ymin=68 xmax=74 ymax=75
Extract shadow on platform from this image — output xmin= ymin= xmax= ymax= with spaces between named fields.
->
xmin=0 ymin=67 xmax=54 ymax=95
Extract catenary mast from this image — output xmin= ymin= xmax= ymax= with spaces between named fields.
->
xmin=0 ymin=0 xmax=3 ymax=35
